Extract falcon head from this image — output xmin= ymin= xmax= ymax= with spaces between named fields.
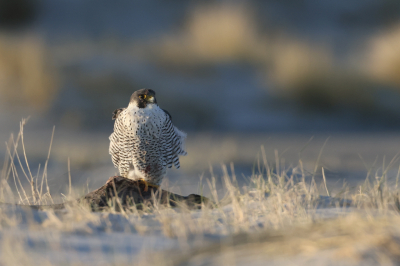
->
xmin=130 ymin=89 xmax=157 ymax=108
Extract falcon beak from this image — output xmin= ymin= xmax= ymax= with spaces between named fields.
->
xmin=147 ymin=95 xmax=155 ymax=103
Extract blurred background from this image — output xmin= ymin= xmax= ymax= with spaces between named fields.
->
xmin=1 ymin=0 xmax=400 ymax=198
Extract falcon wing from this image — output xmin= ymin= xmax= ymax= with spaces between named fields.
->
xmin=112 ymin=108 xmax=125 ymax=120
xmin=160 ymin=113 xmax=187 ymax=169
xmin=109 ymin=108 xmax=133 ymax=171
xmin=109 ymin=130 xmax=121 ymax=169
xmin=162 ymin=109 xmax=172 ymax=121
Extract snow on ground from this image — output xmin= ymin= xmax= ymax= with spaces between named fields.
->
xmin=1 ymin=181 xmax=399 ymax=266
xmin=1 ymin=123 xmax=400 ymax=265
xmin=0 ymin=202 xmax=350 ymax=265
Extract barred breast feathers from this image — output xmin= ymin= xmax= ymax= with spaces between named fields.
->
xmin=109 ymin=103 xmax=187 ymax=179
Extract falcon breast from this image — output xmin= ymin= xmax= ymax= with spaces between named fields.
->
xmin=109 ymin=89 xmax=187 ymax=185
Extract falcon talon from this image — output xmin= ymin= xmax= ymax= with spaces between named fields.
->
xmin=109 ymin=89 xmax=187 ymax=188
xmin=147 ymin=183 xmax=160 ymax=190
xmin=138 ymin=179 xmax=149 ymax=192
xmin=138 ymin=179 xmax=160 ymax=192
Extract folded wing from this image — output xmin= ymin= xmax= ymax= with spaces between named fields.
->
xmin=160 ymin=115 xmax=187 ymax=169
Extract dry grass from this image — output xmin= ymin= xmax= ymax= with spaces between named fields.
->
xmin=153 ymin=3 xmax=268 ymax=65
xmin=148 ymin=214 xmax=400 ymax=266
xmin=0 ymin=118 xmax=55 ymax=205
xmin=267 ymin=38 xmax=334 ymax=92
xmin=183 ymin=3 xmax=261 ymax=62
xmin=0 ymin=33 xmax=58 ymax=111
xmin=366 ymin=23 xmax=400 ymax=88
xmin=149 ymin=2 xmax=395 ymax=115
xmin=2 ymin=2 xmax=400 ymax=131
xmin=263 ymin=36 xmax=394 ymax=114
xmin=2 ymin=2 xmax=399 ymax=130
xmin=1 ymin=121 xmax=400 ymax=265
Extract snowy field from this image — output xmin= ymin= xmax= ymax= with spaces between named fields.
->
xmin=1 ymin=123 xmax=400 ymax=266
xmin=1 ymin=167 xmax=400 ymax=266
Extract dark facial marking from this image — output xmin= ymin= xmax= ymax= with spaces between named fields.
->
xmin=130 ymin=88 xmax=157 ymax=108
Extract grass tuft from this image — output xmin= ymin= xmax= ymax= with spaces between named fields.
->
xmin=1 ymin=121 xmax=400 ymax=264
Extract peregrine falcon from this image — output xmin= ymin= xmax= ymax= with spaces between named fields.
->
xmin=109 ymin=89 xmax=187 ymax=188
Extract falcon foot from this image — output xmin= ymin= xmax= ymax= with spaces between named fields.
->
xmin=138 ymin=179 xmax=159 ymax=192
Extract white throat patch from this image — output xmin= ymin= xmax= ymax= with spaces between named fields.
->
xmin=126 ymin=104 xmax=166 ymax=137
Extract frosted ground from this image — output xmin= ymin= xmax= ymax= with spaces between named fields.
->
xmin=2 ymin=124 xmax=400 ymax=265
